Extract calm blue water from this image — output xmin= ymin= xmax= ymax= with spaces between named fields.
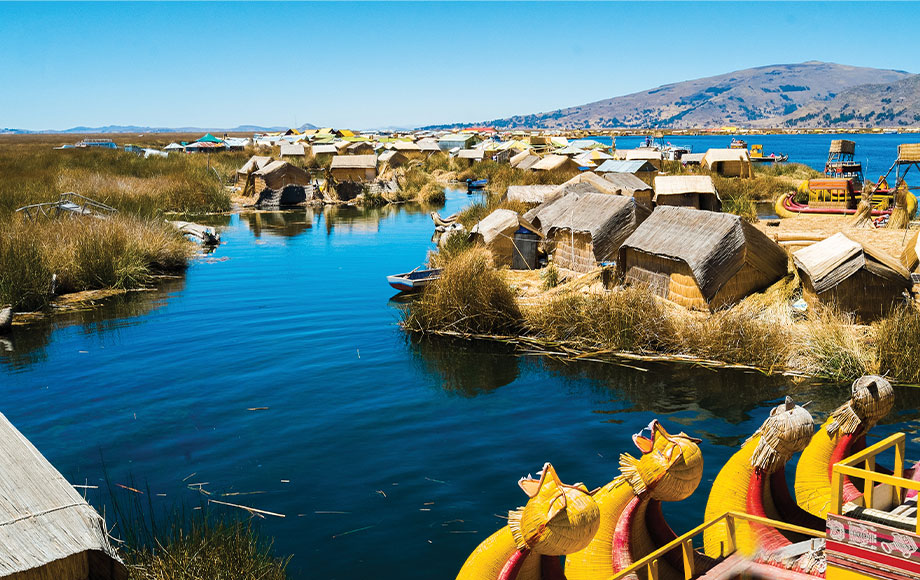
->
xmin=3 ymin=136 xmax=920 ymax=579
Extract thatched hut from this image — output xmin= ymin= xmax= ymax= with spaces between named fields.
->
xmin=530 ymin=154 xmax=582 ymax=172
xmin=546 ymin=193 xmax=651 ymax=272
xmin=617 ymin=206 xmax=789 ymax=311
xmin=378 ymin=150 xmax=409 ymax=169
xmin=900 ymin=230 xmax=920 ymax=273
xmin=311 ymin=144 xmax=338 ymax=163
xmin=622 ymin=148 xmax=663 ymax=170
xmin=510 ymin=151 xmax=540 ymax=170
xmin=469 ymin=209 xmax=543 ymax=267
xmin=236 ymin=155 xmax=274 ymax=187
xmin=596 ymin=159 xmax=658 ymax=185
xmin=507 ymin=185 xmax=559 ymax=204
xmin=0 ymin=412 xmax=127 ymax=580
xmin=603 ymin=173 xmax=654 ymax=208
xmin=346 ymin=141 xmax=375 ymax=155
xmin=653 ymin=175 xmax=722 ymax=211
xmin=457 ymin=149 xmax=486 ymax=165
xmin=701 ymin=148 xmax=753 ymax=178
xmin=551 ymin=172 xmax=625 ymax=196
xmin=279 ymin=143 xmax=306 ymax=158
xmin=330 ymin=155 xmax=377 ymax=182
xmin=793 ymin=233 xmax=912 ymax=321
xmin=391 ymin=140 xmax=424 ymax=159
xmin=249 ymin=161 xmax=310 ymax=196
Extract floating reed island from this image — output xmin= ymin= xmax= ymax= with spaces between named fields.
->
xmin=400 ymin=137 xmax=920 ymax=384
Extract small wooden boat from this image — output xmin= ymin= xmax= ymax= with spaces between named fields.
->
xmin=386 ymin=268 xmax=441 ymax=292
xmin=466 ymin=178 xmax=488 ymax=191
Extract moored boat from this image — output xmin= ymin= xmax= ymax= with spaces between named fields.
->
xmin=386 ymin=268 xmax=441 ymax=292
xmin=466 ymin=178 xmax=488 ymax=192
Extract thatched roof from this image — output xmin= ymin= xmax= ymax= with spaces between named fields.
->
xmin=417 ymin=138 xmax=441 ymax=152
xmin=624 ymin=149 xmax=662 ymax=161
xmin=603 ymin=173 xmax=653 ymax=194
xmin=457 ymin=149 xmax=486 ymax=160
xmin=531 ymin=154 xmax=572 ymax=171
xmin=311 ymin=144 xmax=338 ymax=155
xmin=595 ymin=160 xmax=656 ymax=174
xmin=793 ymin=232 xmax=911 ymax=293
xmin=330 ymin=155 xmax=377 ymax=169
xmin=391 ymin=140 xmax=422 ymax=152
xmin=470 ymin=209 xmax=542 ymax=245
xmin=511 ymin=152 xmax=541 ymax=170
xmin=507 ymin=185 xmax=559 ymax=204
xmin=0 ymin=413 xmax=126 ymax=579
xmin=830 ymin=140 xmax=856 ymax=155
xmin=279 ymin=143 xmax=305 ymax=157
xmin=618 ymin=206 xmax=788 ymax=302
xmin=680 ymin=152 xmax=705 ymax=164
xmin=654 ymin=175 xmax=718 ymax=197
xmin=238 ymin=155 xmax=274 ymax=174
xmin=900 ymin=230 xmax=920 ymax=272
xmin=547 ymin=193 xmax=651 ymax=260
xmin=254 ymin=160 xmax=290 ymax=177
xmin=551 ymin=172 xmax=626 ymax=196
xmin=701 ymin=148 xmax=751 ymax=163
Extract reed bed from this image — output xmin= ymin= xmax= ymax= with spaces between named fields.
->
xmin=0 ymin=213 xmax=192 ymax=311
xmin=403 ymin=247 xmax=523 ymax=336
xmin=402 ymin=247 xmax=920 ymax=383
xmin=105 ymin=481 xmax=289 ymax=580
xmin=875 ymin=305 xmax=920 ymax=383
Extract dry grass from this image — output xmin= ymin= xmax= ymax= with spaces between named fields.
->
xmin=875 ymin=304 xmax=920 ymax=383
xmin=0 ymin=215 xmax=192 ymax=310
xmin=525 ymin=287 xmax=676 ymax=353
xmin=403 ymin=247 xmax=523 ymax=336
xmin=790 ymin=307 xmax=875 ymax=382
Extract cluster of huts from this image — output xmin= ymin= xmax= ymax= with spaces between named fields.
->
xmin=467 ymin=169 xmax=918 ymax=321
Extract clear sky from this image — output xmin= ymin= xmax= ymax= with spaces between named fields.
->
xmin=3 ymin=1 xmax=920 ymax=131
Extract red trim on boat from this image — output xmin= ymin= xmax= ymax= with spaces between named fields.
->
xmin=498 ymin=548 xmax=530 ymax=580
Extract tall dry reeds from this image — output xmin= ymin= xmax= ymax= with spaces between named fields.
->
xmin=0 ymin=215 xmax=192 ymax=310
xmin=525 ymin=287 xmax=677 ymax=353
xmin=403 ymin=247 xmax=523 ymax=336
xmin=875 ymin=305 xmax=920 ymax=384
xmin=790 ymin=307 xmax=875 ymax=382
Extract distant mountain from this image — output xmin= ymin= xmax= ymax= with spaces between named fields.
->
xmin=7 ymin=123 xmax=318 ymax=134
xmin=423 ymin=62 xmax=914 ymax=130
xmin=780 ymin=74 xmax=920 ymax=128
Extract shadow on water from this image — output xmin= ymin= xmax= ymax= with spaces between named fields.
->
xmin=0 ymin=277 xmax=185 ymax=370
xmin=408 ymin=335 xmax=520 ymax=396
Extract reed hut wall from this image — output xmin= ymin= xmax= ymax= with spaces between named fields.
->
xmin=616 ymin=206 xmax=787 ymax=311
xmin=0 ymin=413 xmax=127 ymax=580
xmin=553 ymin=231 xmax=597 ymax=272
xmin=900 ymin=230 xmax=919 ymax=272
xmin=470 ymin=209 xmax=542 ymax=267
xmin=800 ymin=267 xmax=909 ymax=321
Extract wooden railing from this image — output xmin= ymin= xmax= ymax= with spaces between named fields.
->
xmin=829 ymin=432 xmax=920 ymax=534
xmin=609 ymin=511 xmax=824 ymax=580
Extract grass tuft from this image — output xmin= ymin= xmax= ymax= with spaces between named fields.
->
xmin=404 ymin=247 xmax=523 ymax=336
xmin=875 ymin=305 xmax=920 ymax=383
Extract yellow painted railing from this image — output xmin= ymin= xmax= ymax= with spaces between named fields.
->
xmin=830 ymin=432 xmax=920 ymax=533
xmin=609 ymin=511 xmax=824 ymax=580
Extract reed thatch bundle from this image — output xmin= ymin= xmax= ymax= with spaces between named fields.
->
xmin=887 ymin=185 xmax=911 ymax=229
xmin=852 ymin=182 xmax=875 ymax=228
xmin=827 ymin=375 xmax=894 ymax=435
xmin=749 ymin=396 xmax=814 ymax=473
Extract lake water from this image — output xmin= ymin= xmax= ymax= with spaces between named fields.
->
xmin=4 ymin=134 xmax=920 ymax=579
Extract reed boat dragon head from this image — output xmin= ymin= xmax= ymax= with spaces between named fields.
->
xmin=619 ymin=420 xmax=703 ymax=502
xmin=749 ymin=396 xmax=814 ymax=473
xmin=827 ymin=375 xmax=894 ymax=436
xmin=508 ymin=463 xmax=601 ymax=556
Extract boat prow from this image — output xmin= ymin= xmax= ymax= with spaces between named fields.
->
xmin=386 ymin=268 xmax=442 ymax=293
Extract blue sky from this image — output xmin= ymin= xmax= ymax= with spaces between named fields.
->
xmin=2 ymin=2 xmax=920 ymax=130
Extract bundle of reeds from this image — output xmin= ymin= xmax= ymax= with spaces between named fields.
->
xmin=749 ymin=396 xmax=814 ymax=473
xmin=827 ymin=375 xmax=894 ymax=435
xmin=852 ymin=183 xmax=875 ymax=228
xmin=886 ymin=184 xmax=911 ymax=229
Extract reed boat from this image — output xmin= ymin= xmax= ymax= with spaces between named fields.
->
xmin=386 ymin=268 xmax=441 ymax=292
xmin=454 ymin=375 xmax=919 ymax=580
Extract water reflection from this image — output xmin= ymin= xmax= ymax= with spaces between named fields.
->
xmin=0 ymin=278 xmax=185 ymax=370
xmin=240 ymin=210 xmax=314 ymax=238
xmin=409 ymin=335 xmax=520 ymax=396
